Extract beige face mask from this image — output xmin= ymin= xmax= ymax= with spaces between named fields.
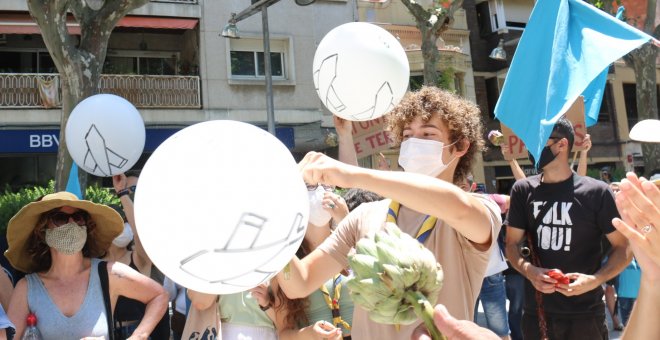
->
xmin=45 ymin=222 xmax=88 ymax=255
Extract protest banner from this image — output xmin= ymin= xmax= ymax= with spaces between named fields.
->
xmin=351 ymin=117 xmax=393 ymax=159
xmin=500 ymin=96 xmax=588 ymax=160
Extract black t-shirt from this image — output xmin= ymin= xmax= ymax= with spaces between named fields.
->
xmin=505 ymin=173 xmax=619 ymax=317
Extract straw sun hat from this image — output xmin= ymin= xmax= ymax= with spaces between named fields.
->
xmin=5 ymin=191 xmax=123 ymax=273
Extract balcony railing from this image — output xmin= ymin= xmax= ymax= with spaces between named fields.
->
xmin=150 ymin=0 xmax=198 ymax=3
xmin=0 ymin=73 xmax=201 ymax=109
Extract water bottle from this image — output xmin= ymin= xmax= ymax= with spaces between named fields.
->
xmin=21 ymin=312 xmax=43 ymax=340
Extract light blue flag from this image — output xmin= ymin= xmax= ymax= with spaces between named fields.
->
xmin=494 ymin=0 xmax=652 ymax=164
xmin=65 ymin=163 xmax=83 ymax=199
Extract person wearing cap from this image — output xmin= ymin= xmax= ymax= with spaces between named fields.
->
xmin=414 ymin=119 xmax=660 ymax=340
xmin=5 ymin=192 xmax=168 ymax=340
xmin=504 ymin=117 xmax=630 ymax=340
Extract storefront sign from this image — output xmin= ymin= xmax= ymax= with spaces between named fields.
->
xmin=500 ymin=97 xmax=588 ymax=160
xmin=0 ymin=126 xmax=295 ymax=154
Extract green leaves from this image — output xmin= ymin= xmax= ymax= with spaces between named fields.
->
xmin=0 ymin=181 xmax=120 ymax=234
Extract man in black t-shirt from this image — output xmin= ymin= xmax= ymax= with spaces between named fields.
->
xmin=504 ymin=118 xmax=630 ymax=340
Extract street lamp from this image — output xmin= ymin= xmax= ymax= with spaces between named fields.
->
xmin=489 ymin=37 xmax=521 ymax=61
xmin=221 ymin=16 xmax=239 ymax=39
xmin=221 ymin=0 xmax=316 ymax=136
xmin=489 ymin=39 xmax=506 ymax=61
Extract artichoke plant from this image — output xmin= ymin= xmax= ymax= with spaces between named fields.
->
xmin=346 ymin=223 xmax=446 ymax=340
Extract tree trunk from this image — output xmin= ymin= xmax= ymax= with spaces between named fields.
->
xmin=630 ymin=43 xmax=660 ymax=175
xmin=27 ymin=0 xmax=149 ymax=192
xmin=420 ymin=25 xmax=440 ymax=86
xmin=401 ymin=0 xmax=464 ymax=87
xmin=627 ymin=0 xmax=659 ymax=176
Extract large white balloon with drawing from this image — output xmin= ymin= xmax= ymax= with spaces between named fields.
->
xmin=313 ymin=22 xmax=410 ymax=121
xmin=134 ymin=120 xmax=309 ymax=294
xmin=65 ymin=94 xmax=145 ymax=177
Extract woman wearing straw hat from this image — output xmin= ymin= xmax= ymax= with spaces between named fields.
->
xmin=4 ymin=192 xmax=168 ymax=339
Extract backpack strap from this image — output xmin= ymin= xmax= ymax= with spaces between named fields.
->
xmin=98 ymin=260 xmax=116 ymax=340
xmin=524 ymin=183 xmax=558 ymax=340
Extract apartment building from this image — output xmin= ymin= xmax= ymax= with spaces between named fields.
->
xmin=465 ymin=0 xmax=660 ymax=194
xmin=0 ymin=0 xmax=356 ymax=188
xmin=355 ymin=0 xmax=483 ymax=180
xmin=3 ymin=0 xmax=653 ymax=191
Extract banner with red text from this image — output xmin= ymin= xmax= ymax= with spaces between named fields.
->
xmin=500 ymin=96 xmax=588 ymax=160
xmin=351 ymin=117 xmax=393 ymax=159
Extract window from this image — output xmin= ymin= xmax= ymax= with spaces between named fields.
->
xmin=230 ymin=51 xmax=284 ymax=78
xmin=103 ymin=52 xmax=177 ymax=75
xmin=454 ymin=73 xmax=464 ymax=96
xmin=227 ymin=36 xmax=293 ymax=85
xmin=623 ymin=83 xmax=638 ymax=126
xmin=485 ymin=77 xmax=500 ymax=119
xmin=476 ymin=0 xmax=505 ymax=36
xmin=0 ymin=50 xmax=55 ymax=73
xmin=597 ymin=83 xmax=613 ymax=123
xmin=489 ymin=0 xmax=506 ymax=32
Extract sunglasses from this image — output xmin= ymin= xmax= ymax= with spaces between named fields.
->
xmin=306 ymin=184 xmax=335 ymax=192
xmin=129 ymin=185 xmax=137 ymax=193
xmin=47 ymin=211 xmax=89 ymax=227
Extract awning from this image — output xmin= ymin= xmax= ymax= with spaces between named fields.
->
xmin=117 ymin=16 xmax=198 ymax=30
xmin=0 ymin=13 xmax=198 ymax=35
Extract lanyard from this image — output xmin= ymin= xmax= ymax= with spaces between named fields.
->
xmin=386 ymin=200 xmax=437 ymax=243
xmin=319 ymin=275 xmax=351 ymax=331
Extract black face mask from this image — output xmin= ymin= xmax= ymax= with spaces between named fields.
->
xmin=528 ymin=143 xmax=558 ymax=171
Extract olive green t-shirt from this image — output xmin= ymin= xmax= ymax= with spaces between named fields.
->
xmin=219 ymin=291 xmax=275 ymax=328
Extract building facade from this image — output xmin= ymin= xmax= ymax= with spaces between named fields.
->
xmin=0 ymin=0 xmax=357 ymax=188
xmin=466 ymin=0 xmax=660 ymax=194
xmin=2 ymin=0 xmax=655 ymax=191
xmin=354 ymin=0 xmax=483 ymax=180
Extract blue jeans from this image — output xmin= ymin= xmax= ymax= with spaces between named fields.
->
xmin=618 ymin=297 xmax=635 ymax=326
xmin=476 ymin=272 xmax=511 ymax=337
xmin=505 ymin=272 xmax=524 ymax=340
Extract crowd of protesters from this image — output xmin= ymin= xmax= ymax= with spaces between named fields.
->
xmin=0 ymin=86 xmax=658 ymax=340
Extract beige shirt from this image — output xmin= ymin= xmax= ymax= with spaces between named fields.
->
xmin=318 ymin=194 xmax=502 ymax=340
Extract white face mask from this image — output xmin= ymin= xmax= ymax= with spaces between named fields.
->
xmin=308 ymin=185 xmax=332 ymax=227
xmin=45 ymin=222 xmax=88 ymax=255
xmin=112 ymin=222 xmax=134 ymax=248
xmin=398 ymin=138 xmax=457 ymax=177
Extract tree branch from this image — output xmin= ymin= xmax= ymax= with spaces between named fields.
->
xmin=643 ymin=0 xmax=657 ymax=33
xmin=27 ymin=0 xmax=78 ymax=68
xmin=432 ymin=0 xmax=463 ymax=36
xmin=400 ymin=0 xmax=432 ymax=25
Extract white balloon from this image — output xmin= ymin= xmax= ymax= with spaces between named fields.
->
xmin=134 ymin=120 xmax=309 ymax=294
xmin=629 ymin=119 xmax=660 ymax=143
xmin=313 ymin=22 xmax=410 ymax=121
xmin=65 ymin=94 xmax=145 ymax=177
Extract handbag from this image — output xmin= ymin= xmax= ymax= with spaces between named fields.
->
xmin=522 ymin=188 xmax=566 ymax=340
xmin=181 ymin=296 xmax=221 ymax=340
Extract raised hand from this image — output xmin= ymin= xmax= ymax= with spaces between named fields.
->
xmin=612 ymin=172 xmax=660 ymax=281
